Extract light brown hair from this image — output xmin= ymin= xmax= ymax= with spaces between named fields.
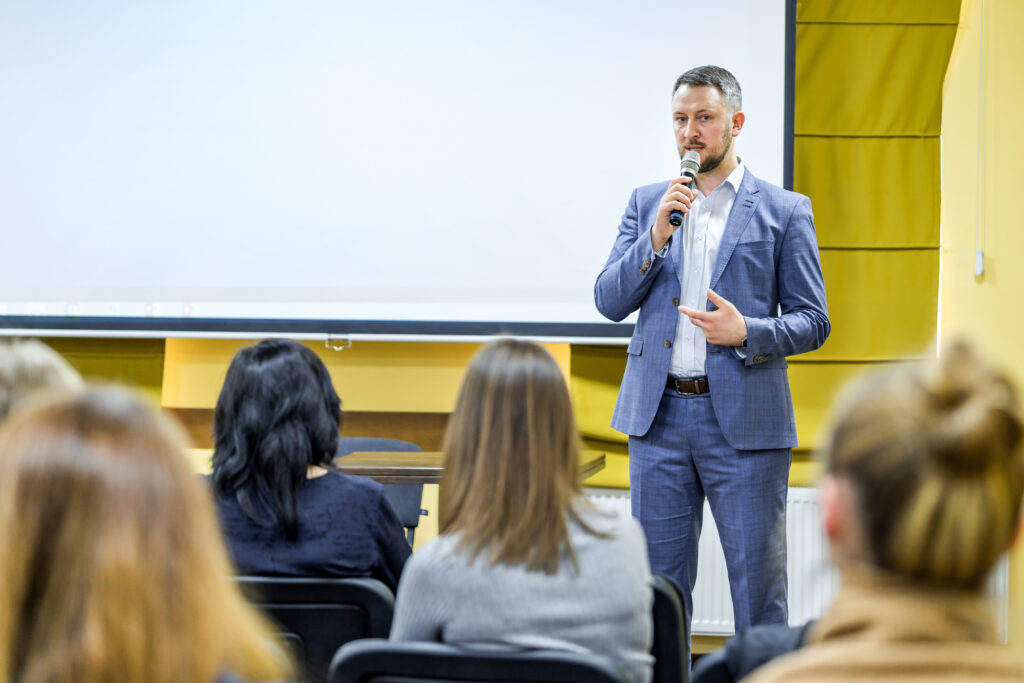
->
xmin=826 ymin=341 xmax=1024 ymax=588
xmin=440 ymin=339 xmax=600 ymax=574
xmin=0 ymin=339 xmax=82 ymax=421
xmin=0 ymin=388 xmax=291 ymax=683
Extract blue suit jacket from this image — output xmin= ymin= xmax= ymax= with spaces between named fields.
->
xmin=594 ymin=169 xmax=830 ymax=450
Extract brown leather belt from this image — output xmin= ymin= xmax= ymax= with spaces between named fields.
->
xmin=667 ymin=376 xmax=710 ymax=395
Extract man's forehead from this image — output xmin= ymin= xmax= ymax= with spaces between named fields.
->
xmin=672 ymin=84 xmax=726 ymax=108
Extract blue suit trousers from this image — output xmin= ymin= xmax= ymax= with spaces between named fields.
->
xmin=629 ymin=385 xmax=790 ymax=659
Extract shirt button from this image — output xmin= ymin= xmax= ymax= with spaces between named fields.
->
xmin=664 ymin=340 xmax=672 ymax=348
xmin=672 ymin=298 xmax=679 ymax=306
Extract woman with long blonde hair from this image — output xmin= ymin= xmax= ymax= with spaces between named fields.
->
xmin=0 ymin=388 xmax=294 ymax=683
xmin=748 ymin=342 xmax=1024 ymax=682
xmin=390 ymin=339 xmax=653 ymax=683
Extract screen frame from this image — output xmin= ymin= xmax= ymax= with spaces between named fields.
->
xmin=1 ymin=0 xmax=796 ymax=342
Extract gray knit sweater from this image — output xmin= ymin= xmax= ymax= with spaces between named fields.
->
xmin=390 ymin=505 xmax=653 ymax=683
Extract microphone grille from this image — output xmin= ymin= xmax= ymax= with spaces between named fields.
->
xmin=680 ymin=149 xmax=701 ymax=176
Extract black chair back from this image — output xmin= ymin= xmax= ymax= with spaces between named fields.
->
xmin=237 ymin=576 xmax=394 ymax=683
xmin=651 ymin=573 xmax=689 ymax=683
xmin=335 ymin=437 xmax=426 ymax=546
xmin=328 ymin=639 xmax=624 ymax=683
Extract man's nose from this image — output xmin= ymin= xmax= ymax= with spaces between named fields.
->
xmin=683 ymin=119 xmax=699 ymax=140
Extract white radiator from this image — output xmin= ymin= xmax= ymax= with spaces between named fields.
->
xmin=585 ymin=487 xmax=1009 ymax=639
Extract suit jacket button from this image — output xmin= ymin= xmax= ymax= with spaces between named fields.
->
xmin=672 ymin=298 xmax=679 ymax=306
xmin=664 ymin=340 xmax=672 ymax=348
xmin=754 ymin=355 xmax=769 ymax=363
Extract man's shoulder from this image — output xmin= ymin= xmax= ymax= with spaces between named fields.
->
xmin=743 ymin=169 xmax=809 ymax=209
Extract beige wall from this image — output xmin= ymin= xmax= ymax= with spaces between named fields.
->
xmin=941 ymin=0 xmax=1024 ymax=645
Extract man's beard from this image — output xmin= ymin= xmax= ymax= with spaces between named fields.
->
xmin=682 ymin=124 xmax=733 ymax=174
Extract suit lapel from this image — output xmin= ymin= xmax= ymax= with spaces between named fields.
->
xmin=709 ymin=171 xmax=760 ymax=292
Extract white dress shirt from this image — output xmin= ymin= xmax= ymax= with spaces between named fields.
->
xmin=658 ymin=163 xmax=745 ymax=378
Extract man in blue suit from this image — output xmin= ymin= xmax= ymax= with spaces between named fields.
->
xmin=594 ymin=66 xmax=829 ymax=655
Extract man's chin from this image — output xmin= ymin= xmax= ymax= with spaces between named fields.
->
xmin=699 ymin=154 xmax=724 ymax=174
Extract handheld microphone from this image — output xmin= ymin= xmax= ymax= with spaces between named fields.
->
xmin=669 ymin=149 xmax=701 ymax=227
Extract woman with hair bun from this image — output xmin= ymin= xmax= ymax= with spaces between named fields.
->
xmin=211 ymin=339 xmax=410 ymax=589
xmin=748 ymin=341 xmax=1024 ymax=682
xmin=0 ymin=388 xmax=294 ymax=683
xmin=390 ymin=339 xmax=653 ymax=683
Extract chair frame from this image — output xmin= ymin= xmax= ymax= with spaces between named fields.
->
xmin=237 ymin=576 xmax=394 ymax=683
xmin=329 ymin=639 xmax=624 ymax=683
xmin=651 ymin=572 xmax=689 ymax=683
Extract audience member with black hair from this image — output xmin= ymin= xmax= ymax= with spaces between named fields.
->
xmin=211 ymin=339 xmax=410 ymax=590
xmin=745 ymin=342 xmax=1024 ymax=682
xmin=0 ymin=388 xmax=295 ymax=683
xmin=390 ymin=339 xmax=654 ymax=683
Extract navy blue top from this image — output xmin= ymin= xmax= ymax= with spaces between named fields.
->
xmin=213 ymin=470 xmax=411 ymax=591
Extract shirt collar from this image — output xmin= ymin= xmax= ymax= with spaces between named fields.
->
xmin=697 ymin=160 xmax=745 ymax=198
xmin=724 ymin=161 xmax=745 ymax=193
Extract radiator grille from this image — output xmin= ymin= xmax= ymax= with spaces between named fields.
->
xmin=585 ymin=486 xmax=1009 ymax=639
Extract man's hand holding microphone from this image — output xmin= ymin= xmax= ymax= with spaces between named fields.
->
xmin=650 ymin=149 xmax=701 ymax=252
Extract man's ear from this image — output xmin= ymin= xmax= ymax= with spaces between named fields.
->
xmin=731 ymin=111 xmax=745 ymax=136
xmin=1009 ymin=514 xmax=1023 ymax=551
xmin=820 ymin=474 xmax=849 ymax=544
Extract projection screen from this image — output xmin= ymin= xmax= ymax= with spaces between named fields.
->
xmin=0 ymin=0 xmax=795 ymax=340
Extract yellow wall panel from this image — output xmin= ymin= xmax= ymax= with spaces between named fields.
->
xmin=163 ymin=339 xmax=570 ymax=411
xmin=797 ymin=0 xmax=961 ymax=24
xmin=789 ymin=360 xmax=900 ymax=451
xmin=570 ymin=345 xmax=627 ymax=443
xmin=794 ymin=136 xmax=940 ymax=248
xmin=805 ymin=249 xmax=938 ymax=361
xmin=940 ymin=0 xmax=1024 ymax=647
xmin=42 ymin=337 xmax=165 ymax=404
xmin=795 ymin=23 xmax=957 ymax=136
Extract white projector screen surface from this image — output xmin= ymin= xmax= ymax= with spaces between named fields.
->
xmin=0 ymin=0 xmax=792 ymax=338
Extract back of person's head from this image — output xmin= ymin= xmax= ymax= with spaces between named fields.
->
xmin=824 ymin=341 xmax=1024 ymax=589
xmin=0 ymin=388 xmax=290 ymax=683
xmin=441 ymin=338 xmax=594 ymax=573
xmin=212 ymin=339 xmax=341 ymax=539
xmin=0 ymin=339 xmax=82 ymax=421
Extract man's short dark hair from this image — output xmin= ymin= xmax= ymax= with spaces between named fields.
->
xmin=673 ymin=65 xmax=742 ymax=113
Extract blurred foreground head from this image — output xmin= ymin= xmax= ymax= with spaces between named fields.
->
xmin=0 ymin=339 xmax=82 ymax=421
xmin=823 ymin=341 xmax=1024 ymax=589
xmin=0 ymin=388 xmax=290 ymax=683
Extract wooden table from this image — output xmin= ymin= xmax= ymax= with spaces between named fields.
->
xmin=334 ymin=450 xmax=606 ymax=485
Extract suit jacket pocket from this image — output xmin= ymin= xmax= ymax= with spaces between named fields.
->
xmin=627 ymin=337 xmax=644 ymax=355
xmin=733 ymin=239 xmax=773 ymax=252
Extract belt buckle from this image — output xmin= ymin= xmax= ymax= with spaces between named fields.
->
xmin=674 ymin=378 xmax=696 ymax=395
xmin=672 ymin=377 xmax=705 ymax=395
